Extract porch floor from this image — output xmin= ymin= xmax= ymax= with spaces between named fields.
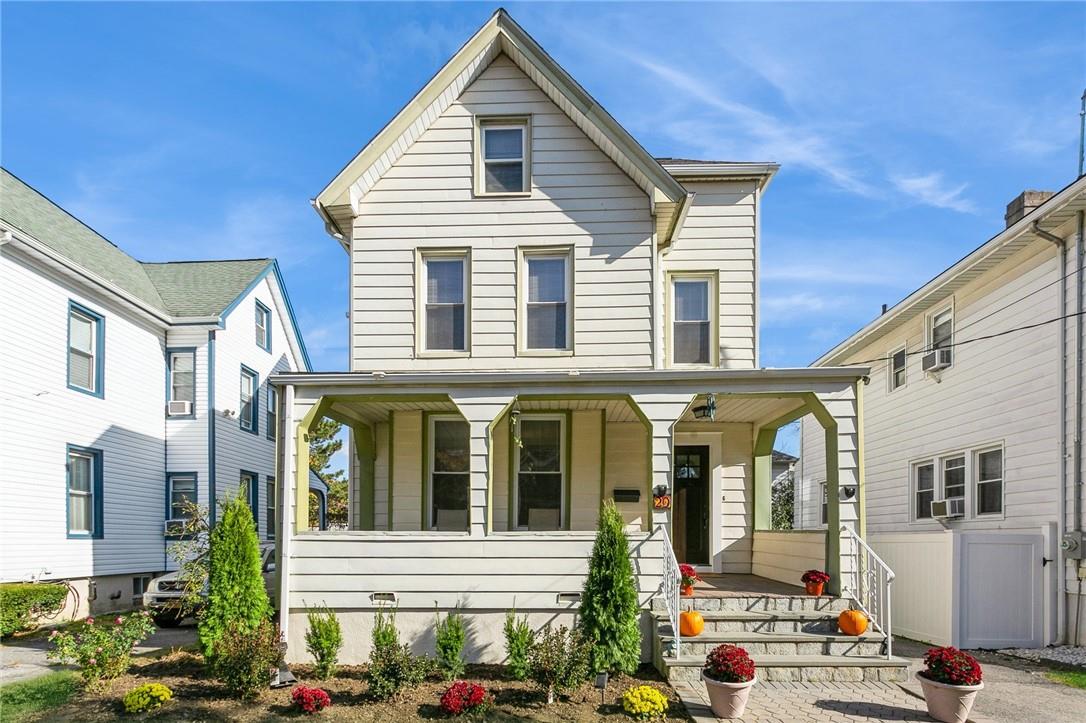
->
xmin=689 ymin=574 xmax=806 ymax=597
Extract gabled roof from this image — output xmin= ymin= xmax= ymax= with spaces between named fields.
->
xmin=314 ymin=8 xmax=690 ymax=242
xmin=142 ymin=258 xmax=275 ymax=317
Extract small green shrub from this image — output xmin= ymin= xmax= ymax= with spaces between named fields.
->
xmin=528 ymin=625 xmax=591 ymax=705
xmin=0 ymin=583 xmax=68 ymax=637
xmin=210 ymin=618 xmax=282 ymax=700
xmin=47 ymin=611 xmax=156 ymax=691
xmin=305 ymin=604 xmax=343 ymax=680
xmin=503 ymin=609 xmax=534 ymax=681
xmin=435 ymin=609 xmax=466 ymax=680
xmin=367 ymin=608 xmax=431 ymax=700
xmin=122 ymin=683 xmax=173 ymax=713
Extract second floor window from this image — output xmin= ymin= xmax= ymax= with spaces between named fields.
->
xmin=240 ymin=366 xmax=258 ymax=433
xmin=255 ymin=301 xmax=271 ymax=351
xmin=672 ymin=277 xmax=712 ymax=365
xmin=930 ymin=308 xmax=953 ymax=364
xmin=68 ymin=302 xmax=103 ymax=396
xmin=267 ymin=386 xmax=278 ymax=441
xmin=423 ymin=255 xmax=467 ymax=351
xmin=523 ymin=252 xmax=570 ymax=351
xmin=168 ymin=350 xmax=195 ymax=409
xmin=889 ymin=346 xmax=907 ymax=391
xmin=479 ymin=119 xmax=528 ymax=194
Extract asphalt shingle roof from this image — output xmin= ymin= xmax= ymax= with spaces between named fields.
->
xmin=142 ymin=259 xmax=272 ymax=317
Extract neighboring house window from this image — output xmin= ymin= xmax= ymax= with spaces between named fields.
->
xmin=67 ymin=302 xmax=103 ymax=396
xmin=671 ymin=276 xmax=713 ymax=365
xmin=942 ymin=455 xmax=966 ymax=501
xmin=241 ymin=470 xmax=259 ymax=515
xmin=428 ymin=416 xmax=470 ymax=531
xmin=266 ymin=477 xmax=275 ymax=539
xmin=167 ymin=473 xmax=197 ymax=520
xmin=975 ymin=448 xmax=1003 ymax=515
xmin=820 ymin=482 xmax=828 ymax=526
xmin=515 ymin=416 xmax=564 ymax=530
xmin=889 ymin=346 xmax=907 ymax=391
xmin=478 ymin=118 xmax=529 ymax=194
xmin=168 ymin=350 xmax=195 ymax=414
xmin=930 ymin=307 xmax=953 ymax=364
xmin=914 ymin=461 xmax=935 ymax=520
xmin=267 ymin=386 xmax=278 ymax=441
xmin=67 ymin=446 xmax=102 ymax=538
xmin=255 ymin=301 xmax=271 ymax=351
xmin=240 ymin=366 xmax=259 ymax=433
xmin=521 ymin=250 xmax=571 ymax=351
xmin=422 ymin=254 xmax=468 ymax=352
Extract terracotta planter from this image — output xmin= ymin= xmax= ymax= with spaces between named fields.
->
xmin=701 ymin=673 xmax=756 ymax=719
xmin=680 ymin=584 xmax=695 ymax=597
xmin=917 ymin=672 xmax=983 ymax=723
xmin=804 ymin=581 xmax=825 ymax=596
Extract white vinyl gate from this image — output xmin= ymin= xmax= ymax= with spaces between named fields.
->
xmin=956 ymin=532 xmax=1044 ymax=649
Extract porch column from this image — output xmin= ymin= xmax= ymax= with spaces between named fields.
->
xmin=449 ymin=391 xmax=516 ymax=537
xmin=812 ymin=384 xmax=862 ymax=598
xmin=628 ymin=393 xmax=696 ymax=531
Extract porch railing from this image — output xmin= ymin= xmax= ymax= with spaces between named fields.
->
xmin=840 ymin=525 xmax=895 ymax=659
xmin=656 ymin=525 xmax=681 ymax=659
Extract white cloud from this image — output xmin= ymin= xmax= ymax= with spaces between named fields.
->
xmin=891 ymin=172 xmax=977 ymax=214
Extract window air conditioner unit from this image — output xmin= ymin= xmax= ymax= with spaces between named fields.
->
xmin=167 ymin=400 xmax=192 ymax=416
xmin=931 ymin=498 xmax=965 ymax=519
xmin=164 ymin=519 xmax=187 ymax=536
xmin=922 ymin=348 xmax=952 ymax=373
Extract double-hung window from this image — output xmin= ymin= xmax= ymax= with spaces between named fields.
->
xmin=522 ymin=250 xmax=571 ymax=352
xmin=67 ymin=302 xmax=103 ymax=396
xmin=422 ymin=254 xmax=468 ymax=352
xmin=942 ymin=455 xmax=966 ymax=502
xmin=168 ymin=350 xmax=195 ymax=414
xmin=267 ymin=387 xmax=278 ymax=441
xmin=255 ymin=301 xmax=271 ymax=351
xmin=889 ymin=346 xmax=907 ymax=391
xmin=266 ymin=477 xmax=276 ymax=539
xmin=930 ymin=308 xmax=953 ymax=364
xmin=240 ymin=366 xmax=258 ymax=433
xmin=478 ymin=118 xmax=529 ymax=194
xmin=514 ymin=416 xmax=565 ymax=530
xmin=975 ymin=448 xmax=1003 ymax=515
xmin=67 ymin=446 xmax=102 ymax=538
xmin=671 ymin=276 xmax=714 ymax=365
xmin=914 ymin=461 xmax=935 ymax=519
xmin=167 ymin=473 xmax=197 ymax=521
xmin=428 ymin=416 xmax=470 ymax=531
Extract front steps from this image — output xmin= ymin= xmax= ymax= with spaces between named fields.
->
xmin=651 ymin=595 xmax=909 ymax=684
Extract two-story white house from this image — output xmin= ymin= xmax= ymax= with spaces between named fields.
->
xmin=270 ymin=10 xmax=906 ymax=683
xmin=0 ymin=168 xmax=324 ymax=618
xmin=797 ymin=179 xmax=1086 ymax=650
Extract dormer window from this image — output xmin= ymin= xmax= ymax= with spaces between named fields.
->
xmin=477 ymin=118 xmax=529 ymax=195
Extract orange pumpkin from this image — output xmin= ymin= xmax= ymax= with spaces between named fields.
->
xmin=679 ymin=610 xmax=705 ymax=637
xmin=838 ymin=609 xmax=868 ymax=636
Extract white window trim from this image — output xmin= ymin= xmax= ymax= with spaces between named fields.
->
xmin=474 ymin=115 xmax=532 ymax=197
xmin=516 ymin=246 xmax=574 ymax=356
xmin=973 ymin=444 xmax=1006 ymax=519
xmin=415 ymin=248 xmax=471 ymax=358
xmin=907 ymin=441 xmax=1005 ymax=524
xmin=426 ymin=414 xmax=471 ymax=530
xmin=910 ymin=459 xmax=936 ymax=522
xmin=67 ymin=450 xmax=96 ymax=535
xmin=665 ymin=271 xmax=719 ymax=368
xmin=511 ymin=413 xmax=566 ymax=531
xmin=926 ymin=302 xmax=955 ymax=370
xmin=941 ymin=453 xmax=967 ymax=504
xmin=888 ymin=344 xmax=907 ymax=392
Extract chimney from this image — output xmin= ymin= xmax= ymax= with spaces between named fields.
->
xmin=1005 ymin=190 xmax=1055 ymax=227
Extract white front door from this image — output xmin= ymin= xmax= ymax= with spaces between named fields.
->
xmin=956 ymin=532 xmax=1044 ymax=649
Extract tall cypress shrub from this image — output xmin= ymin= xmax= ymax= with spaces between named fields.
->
xmin=578 ymin=500 xmax=641 ymax=674
xmin=198 ymin=491 xmax=272 ymax=658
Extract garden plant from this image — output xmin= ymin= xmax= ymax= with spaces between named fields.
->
xmin=210 ymin=618 xmax=282 ymax=700
xmin=435 ymin=608 xmax=466 ymax=680
xmin=47 ymin=611 xmax=156 ymax=691
xmin=439 ymin=681 xmax=491 ymax=719
xmin=304 ymin=604 xmax=343 ymax=680
xmin=503 ymin=608 xmax=534 ymax=681
xmin=291 ymin=685 xmax=332 ymax=715
xmin=367 ymin=607 xmax=432 ymax=700
xmin=528 ymin=624 xmax=591 ymax=704
xmin=122 ymin=683 xmax=173 ymax=714
xmin=621 ymin=684 xmax=669 ymax=720
xmin=0 ymin=582 xmax=68 ymax=637
xmin=579 ymin=500 xmax=641 ymax=675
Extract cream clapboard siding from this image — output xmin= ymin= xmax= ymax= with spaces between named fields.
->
xmin=663 ymin=180 xmax=758 ymax=369
xmin=350 ymin=55 xmax=654 ymax=371
xmin=0 ymin=249 xmax=167 ymax=580
xmin=604 ymin=421 xmax=649 ymax=529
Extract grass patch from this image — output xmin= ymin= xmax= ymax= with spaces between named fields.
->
xmin=1047 ymin=669 xmax=1086 ymax=690
xmin=0 ymin=671 xmax=80 ymax=722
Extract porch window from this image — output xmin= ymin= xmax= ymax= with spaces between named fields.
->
xmin=255 ymin=300 xmax=271 ymax=351
xmin=671 ymin=276 xmax=713 ymax=365
xmin=68 ymin=302 xmax=103 ymax=396
xmin=167 ymin=474 xmax=196 ymax=521
xmin=820 ymin=482 xmax=828 ymax=525
xmin=478 ymin=118 xmax=529 ymax=194
xmin=930 ymin=307 xmax=953 ymax=364
xmin=889 ymin=346 xmax=906 ymax=391
xmin=942 ymin=455 xmax=965 ymax=502
xmin=240 ymin=366 xmax=258 ymax=433
xmin=428 ymin=416 xmax=470 ymax=531
xmin=67 ymin=446 xmax=103 ymax=538
xmin=975 ymin=448 xmax=1003 ymax=515
xmin=515 ymin=416 xmax=564 ymax=530
xmin=422 ymin=254 xmax=468 ymax=352
xmin=914 ymin=461 xmax=934 ymax=519
xmin=522 ymin=251 xmax=571 ymax=351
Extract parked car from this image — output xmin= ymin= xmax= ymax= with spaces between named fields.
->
xmin=143 ymin=543 xmax=277 ymax=626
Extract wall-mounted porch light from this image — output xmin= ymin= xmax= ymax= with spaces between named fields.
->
xmin=691 ymin=393 xmax=716 ymax=421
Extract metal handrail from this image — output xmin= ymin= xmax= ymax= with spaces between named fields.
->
xmin=840 ymin=525 xmax=895 ymax=659
xmin=656 ymin=525 xmax=681 ymax=659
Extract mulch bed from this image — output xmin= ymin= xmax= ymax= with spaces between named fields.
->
xmin=32 ymin=651 xmax=691 ymax=721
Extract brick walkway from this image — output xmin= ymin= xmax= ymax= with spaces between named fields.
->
xmin=674 ymin=680 xmax=995 ymax=723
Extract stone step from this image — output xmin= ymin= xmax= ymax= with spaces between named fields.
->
xmin=653 ymin=609 xmax=848 ymax=634
xmin=659 ymin=654 xmax=910 ymax=683
xmin=651 ymin=595 xmax=850 ymax=613
xmin=657 ymin=630 xmax=886 ymax=657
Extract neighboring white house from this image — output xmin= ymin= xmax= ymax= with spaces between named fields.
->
xmin=269 ymin=10 xmax=897 ymax=681
xmin=0 ymin=168 xmax=322 ymax=618
xmin=797 ymin=179 xmax=1086 ymax=649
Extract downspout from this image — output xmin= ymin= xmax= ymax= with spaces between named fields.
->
xmin=1075 ymin=210 xmax=1085 ymax=645
xmin=208 ymin=330 xmax=217 ymax=525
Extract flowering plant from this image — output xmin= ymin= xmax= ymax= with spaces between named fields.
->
xmin=291 ymin=685 xmax=332 ymax=714
xmin=703 ymin=644 xmax=755 ymax=684
xmin=621 ymin=684 xmax=669 ymax=719
xmin=123 ymin=683 xmax=173 ymax=713
xmin=678 ymin=564 xmax=701 ymax=587
xmin=922 ymin=646 xmax=982 ymax=687
xmin=47 ymin=611 xmax=156 ymax=690
xmin=800 ymin=569 xmax=830 ymax=585
xmin=439 ymin=681 xmax=491 ymax=718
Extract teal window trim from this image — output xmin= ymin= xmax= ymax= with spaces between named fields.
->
xmin=66 ymin=444 xmax=104 ymax=539
xmin=240 ymin=469 xmax=260 ymax=523
xmin=266 ymin=386 xmax=277 ymax=441
xmin=239 ymin=365 xmax=259 ymax=435
xmin=265 ymin=476 xmax=275 ymax=540
xmin=66 ymin=300 xmax=105 ymax=398
xmin=165 ymin=347 xmax=197 ymax=418
xmin=255 ymin=300 xmax=272 ymax=352
xmin=165 ymin=472 xmax=198 ymax=539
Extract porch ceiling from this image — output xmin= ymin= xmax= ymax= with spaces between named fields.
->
xmin=327 ymin=399 xmax=458 ymax=425
xmin=678 ymin=394 xmax=807 ymax=426
xmin=517 ymin=397 xmax=640 ymax=422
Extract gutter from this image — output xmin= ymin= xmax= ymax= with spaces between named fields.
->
xmin=310 ymin=199 xmax=347 ymax=253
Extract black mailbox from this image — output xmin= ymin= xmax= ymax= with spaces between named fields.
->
xmin=613 ymin=488 xmax=641 ymax=503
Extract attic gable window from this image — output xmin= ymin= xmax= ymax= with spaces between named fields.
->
xmin=477 ymin=118 xmax=529 ymax=195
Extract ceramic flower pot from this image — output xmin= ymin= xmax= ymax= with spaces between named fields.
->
xmin=917 ymin=672 xmax=983 ymax=723
xmin=680 ymin=584 xmax=695 ymax=597
xmin=805 ymin=581 xmax=825 ymax=596
xmin=701 ymin=673 xmax=756 ymax=719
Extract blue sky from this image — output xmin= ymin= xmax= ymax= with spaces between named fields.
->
xmin=3 ymin=2 xmax=1083 ymax=457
